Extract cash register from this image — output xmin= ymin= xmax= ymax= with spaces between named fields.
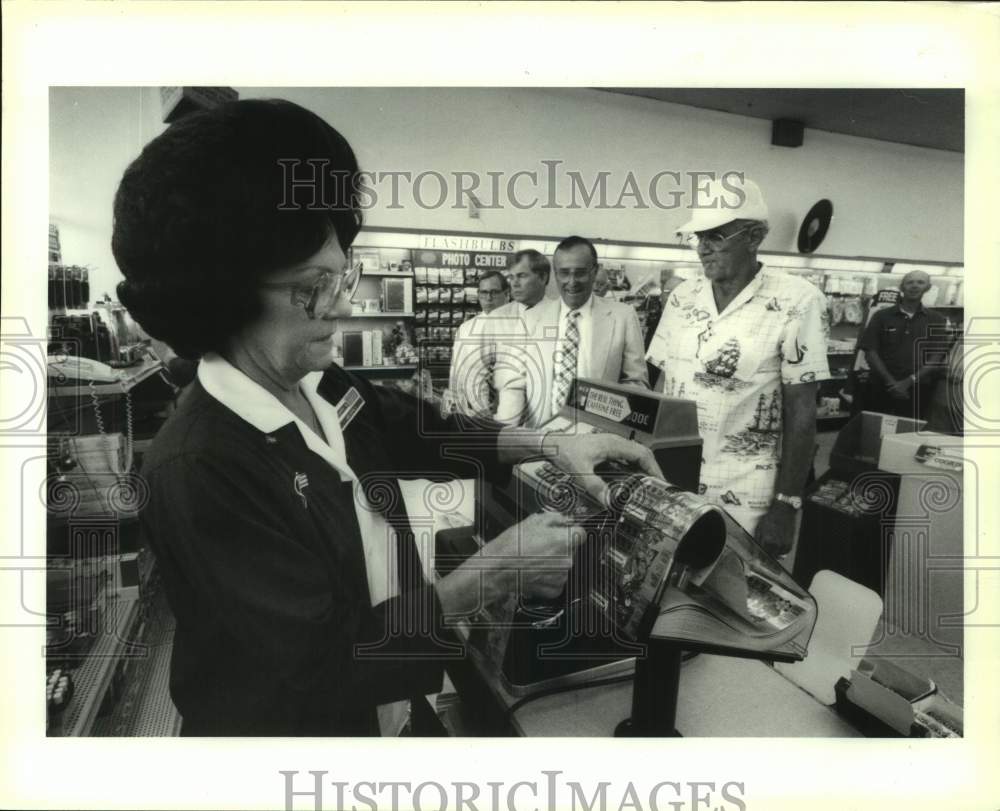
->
xmin=453 ymin=377 xmax=818 ymax=727
xmin=477 ymin=377 xmax=703 ymax=547
xmin=466 ymin=377 xmax=705 ymax=695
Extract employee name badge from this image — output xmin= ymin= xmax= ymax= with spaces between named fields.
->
xmin=336 ymin=387 xmax=365 ymax=430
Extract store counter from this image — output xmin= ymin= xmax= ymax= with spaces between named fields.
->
xmin=445 ymin=622 xmax=862 ymax=737
xmin=507 ymin=655 xmax=862 ymax=737
xmin=401 ymin=479 xmax=862 ymax=738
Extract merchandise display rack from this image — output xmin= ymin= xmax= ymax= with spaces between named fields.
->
xmin=349 ymin=227 xmax=964 ymax=417
xmin=55 ymin=594 xmax=142 ymax=737
xmin=45 ymin=226 xmax=181 ymax=737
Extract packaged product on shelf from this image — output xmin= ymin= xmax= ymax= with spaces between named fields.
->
xmin=843 ymin=297 xmax=864 ymax=325
xmin=354 ymin=251 xmax=380 ymax=273
xmin=426 ymin=287 xmax=440 ymax=304
xmin=809 ymin=272 xmax=827 ymax=291
xmin=428 ymin=267 xmax=441 ymax=285
xmin=464 ymin=286 xmax=478 ymax=304
xmin=414 ymin=267 xmax=428 ymax=284
xmin=829 ymin=296 xmax=846 ymax=325
xmin=415 ymin=287 xmax=428 ymax=304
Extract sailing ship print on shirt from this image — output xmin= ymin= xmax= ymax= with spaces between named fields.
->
xmin=694 ymin=337 xmax=752 ymax=392
xmin=721 ymin=390 xmax=782 ymax=457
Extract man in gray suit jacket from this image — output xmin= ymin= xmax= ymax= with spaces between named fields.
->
xmin=495 ymin=236 xmax=649 ymax=428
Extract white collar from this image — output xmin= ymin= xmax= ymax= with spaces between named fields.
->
xmin=558 ymin=294 xmax=594 ymax=322
xmin=198 ymin=353 xmax=354 ymax=481
xmin=197 ymin=352 xmax=323 ymax=433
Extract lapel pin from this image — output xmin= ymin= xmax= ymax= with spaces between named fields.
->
xmin=294 ymin=472 xmax=309 ymax=509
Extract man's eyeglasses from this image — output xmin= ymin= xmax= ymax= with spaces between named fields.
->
xmin=478 ymin=289 xmax=506 ymax=298
xmin=683 ymin=226 xmax=750 ymax=251
xmin=260 ymin=261 xmax=363 ymax=319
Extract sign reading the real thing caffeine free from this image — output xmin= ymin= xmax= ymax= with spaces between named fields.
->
xmin=574 ymin=381 xmax=660 ymax=432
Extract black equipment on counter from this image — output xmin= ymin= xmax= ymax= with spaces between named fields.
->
xmin=461 ymin=378 xmax=818 ymax=730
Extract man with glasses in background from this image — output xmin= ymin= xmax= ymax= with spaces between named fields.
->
xmin=495 ymin=235 xmax=649 ymax=429
xmin=646 ymin=177 xmax=830 ymax=558
xmin=448 ymin=269 xmax=510 ymax=416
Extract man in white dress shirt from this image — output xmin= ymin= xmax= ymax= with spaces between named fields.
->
xmin=495 ymin=236 xmax=649 ymax=428
xmin=448 ymin=269 xmax=509 ymax=416
xmin=494 ymin=249 xmax=550 ymax=318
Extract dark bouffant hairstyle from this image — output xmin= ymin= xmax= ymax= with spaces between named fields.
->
xmin=112 ymin=99 xmax=363 ymax=359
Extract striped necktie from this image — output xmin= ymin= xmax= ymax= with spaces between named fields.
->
xmin=552 ymin=309 xmax=581 ymax=414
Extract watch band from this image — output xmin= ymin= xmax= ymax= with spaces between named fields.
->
xmin=775 ymin=493 xmax=803 ymax=510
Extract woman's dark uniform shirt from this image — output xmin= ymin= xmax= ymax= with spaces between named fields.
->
xmin=139 ymin=355 xmax=506 ymax=735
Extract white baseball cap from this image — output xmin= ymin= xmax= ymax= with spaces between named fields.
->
xmin=676 ymin=176 xmax=769 ymax=233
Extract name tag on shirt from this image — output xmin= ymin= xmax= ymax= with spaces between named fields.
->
xmin=336 ymin=386 xmax=365 ymax=430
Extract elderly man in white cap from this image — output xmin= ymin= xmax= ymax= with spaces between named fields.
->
xmin=646 ymin=175 xmax=830 ymax=557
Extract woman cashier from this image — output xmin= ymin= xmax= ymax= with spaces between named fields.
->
xmin=112 ymin=98 xmax=660 ymax=736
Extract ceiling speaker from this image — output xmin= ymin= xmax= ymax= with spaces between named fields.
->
xmin=772 ymin=119 xmax=805 ymax=148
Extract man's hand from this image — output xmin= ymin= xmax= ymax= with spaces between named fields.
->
xmin=545 ymin=431 xmax=665 ymax=506
xmin=755 ymin=501 xmax=798 ymax=558
xmin=887 ymin=376 xmax=914 ymax=400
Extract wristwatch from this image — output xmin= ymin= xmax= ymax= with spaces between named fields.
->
xmin=774 ymin=493 xmax=803 ymax=510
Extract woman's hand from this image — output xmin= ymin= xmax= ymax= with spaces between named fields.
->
xmin=435 ymin=512 xmax=586 ymax=617
xmin=544 ymin=431 xmax=664 ymax=507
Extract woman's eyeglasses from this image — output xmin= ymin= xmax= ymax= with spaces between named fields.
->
xmin=683 ymin=226 xmax=750 ymax=251
xmin=260 ymin=261 xmax=362 ymax=319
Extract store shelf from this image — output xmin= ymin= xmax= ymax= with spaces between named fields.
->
xmin=49 ymin=356 xmax=164 ymax=397
xmin=362 ymin=271 xmax=415 ymax=278
xmin=93 ymin=588 xmax=182 ymax=737
xmin=58 ymin=593 xmax=142 ymax=737
xmin=348 ymin=312 xmax=415 ymax=318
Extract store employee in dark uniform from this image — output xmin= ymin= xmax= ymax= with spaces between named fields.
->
xmin=860 ymin=270 xmax=949 ymax=419
xmin=111 ymin=98 xmax=661 ymax=736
